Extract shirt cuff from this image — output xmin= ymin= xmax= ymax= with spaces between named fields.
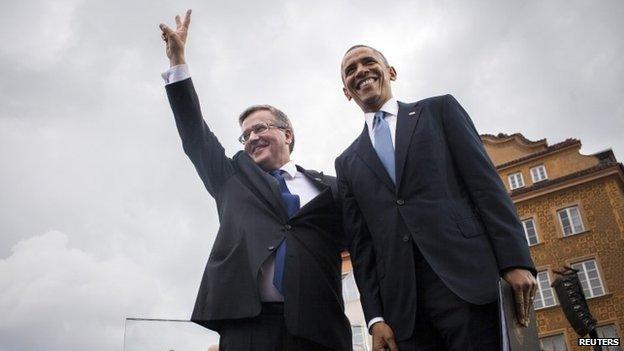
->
xmin=161 ymin=64 xmax=190 ymax=85
xmin=367 ymin=317 xmax=385 ymax=333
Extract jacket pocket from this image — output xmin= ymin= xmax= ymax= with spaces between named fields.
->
xmin=456 ymin=217 xmax=485 ymax=238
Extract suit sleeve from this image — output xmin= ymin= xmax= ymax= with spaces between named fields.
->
xmin=440 ymin=95 xmax=536 ymax=275
xmin=166 ymin=78 xmax=234 ymax=198
xmin=335 ymin=157 xmax=384 ymax=323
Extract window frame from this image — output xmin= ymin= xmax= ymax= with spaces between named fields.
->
xmin=557 ymin=206 xmax=585 ymax=236
xmin=508 ymin=172 xmax=525 ymax=190
xmin=570 ymin=259 xmax=606 ymax=298
xmin=521 ymin=217 xmax=539 ymax=246
xmin=530 ymin=165 xmax=548 ymax=182
xmin=533 ymin=270 xmax=557 ymax=310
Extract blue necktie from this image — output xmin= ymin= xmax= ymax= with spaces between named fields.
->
xmin=373 ymin=111 xmax=396 ymax=184
xmin=269 ymin=169 xmax=300 ymax=294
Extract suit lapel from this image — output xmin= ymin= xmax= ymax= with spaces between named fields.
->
xmin=395 ymin=102 xmax=423 ymax=189
xmin=293 ymin=166 xmax=331 ymax=219
xmin=236 ymin=152 xmax=289 ymax=220
xmin=355 ymin=124 xmax=395 ymax=191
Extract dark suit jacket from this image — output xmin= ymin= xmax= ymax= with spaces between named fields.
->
xmin=335 ymin=94 xmax=535 ymax=341
xmin=166 ymin=78 xmax=351 ymax=350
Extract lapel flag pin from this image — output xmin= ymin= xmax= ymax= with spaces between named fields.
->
xmin=409 ymin=111 xmax=416 ymax=115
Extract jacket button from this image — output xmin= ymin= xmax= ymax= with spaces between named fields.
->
xmin=402 ymin=235 xmax=410 ymax=242
xmin=396 ymin=199 xmax=405 ymax=205
xmin=268 ymin=246 xmax=275 ymax=251
xmin=284 ymin=224 xmax=292 ymax=230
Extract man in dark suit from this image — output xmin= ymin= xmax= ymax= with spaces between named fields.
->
xmin=335 ymin=45 xmax=538 ymax=351
xmin=158 ymin=11 xmax=351 ymax=350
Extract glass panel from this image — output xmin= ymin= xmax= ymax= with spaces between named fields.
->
xmin=569 ymin=207 xmax=584 ymax=233
xmin=536 ymin=272 xmax=555 ymax=308
xmin=596 ymin=325 xmax=622 ymax=351
xmin=522 ymin=219 xmax=538 ymax=245
xmin=123 ymin=318 xmax=220 ymax=351
xmin=539 ymin=166 xmax=547 ymax=180
xmin=509 ymin=175 xmax=517 ymax=189
xmin=540 ymin=334 xmax=568 ymax=351
xmin=559 ymin=210 xmax=572 ymax=236
xmin=571 ymin=262 xmax=592 ymax=297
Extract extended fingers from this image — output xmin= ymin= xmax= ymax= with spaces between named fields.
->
xmin=183 ymin=9 xmax=192 ymax=27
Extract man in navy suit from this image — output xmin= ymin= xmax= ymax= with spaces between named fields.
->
xmin=335 ymin=45 xmax=537 ymax=351
xmin=159 ymin=10 xmax=351 ymax=350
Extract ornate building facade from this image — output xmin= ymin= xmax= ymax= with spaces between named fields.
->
xmin=483 ymin=133 xmax=624 ymax=351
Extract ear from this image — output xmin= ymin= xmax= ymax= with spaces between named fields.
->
xmin=284 ymin=129 xmax=293 ymax=144
xmin=389 ymin=66 xmax=397 ymax=81
xmin=342 ymin=87 xmax=352 ymax=101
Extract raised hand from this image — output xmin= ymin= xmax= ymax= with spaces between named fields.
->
xmin=503 ymin=268 xmax=538 ymax=327
xmin=159 ymin=9 xmax=192 ymax=67
xmin=371 ymin=322 xmax=398 ymax=351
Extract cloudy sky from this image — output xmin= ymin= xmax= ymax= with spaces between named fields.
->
xmin=1 ymin=0 xmax=622 ymax=350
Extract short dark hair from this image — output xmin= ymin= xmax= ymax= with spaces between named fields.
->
xmin=344 ymin=44 xmax=390 ymax=67
xmin=238 ymin=105 xmax=295 ymax=153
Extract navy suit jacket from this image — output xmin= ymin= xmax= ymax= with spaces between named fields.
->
xmin=335 ymin=94 xmax=535 ymax=341
xmin=167 ymin=78 xmax=351 ymax=350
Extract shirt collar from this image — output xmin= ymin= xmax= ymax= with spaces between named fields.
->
xmin=278 ymin=160 xmax=297 ymax=179
xmin=364 ymin=98 xmax=399 ymax=130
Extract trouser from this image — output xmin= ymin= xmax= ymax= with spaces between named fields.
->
xmin=397 ymin=246 xmax=501 ymax=351
xmin=218 ymin=302 xmax=333 ymax=351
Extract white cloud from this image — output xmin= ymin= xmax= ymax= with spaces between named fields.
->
xmin=0 ymin=230 xmax=163 ymax=351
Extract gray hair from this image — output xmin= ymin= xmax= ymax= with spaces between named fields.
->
xmin=238 ymin=104 xmax=295 ymax=153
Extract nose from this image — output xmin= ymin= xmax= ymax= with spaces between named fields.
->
xmin=355 ymin=63 xmax=369 ymax=78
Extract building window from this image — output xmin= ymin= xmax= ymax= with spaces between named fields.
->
xmin=342 ymin=272 xmax=360 ymax=302
xmin=571 ymin=259 xmax=605 ymax=298
xmin=557 ymin=206 xmax=585 ymax=236
xmin=534 ymin=271 xmax=556 ymax=309
xmin=530 ymin=165 xmax=548 ymax=182
xmin=508 ymin=172 xmax=525 ymax=190
xmin=352 ymin=325 xmax=369 ymax=351
xmin=596 ymin=325 xmax=622 ymax=351
xmin=521 ymin=218 xmax=539 ymax=246
xmin=540 ymin=333 xmax=567 ymax=351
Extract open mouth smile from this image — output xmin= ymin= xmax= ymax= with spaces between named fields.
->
xmin=356 ymin=77 xmax=377 ymax=91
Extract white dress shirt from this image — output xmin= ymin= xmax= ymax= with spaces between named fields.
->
xmin=364 ymin=98 xmax=399 ymax=147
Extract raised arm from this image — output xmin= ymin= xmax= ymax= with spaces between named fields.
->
xmin=160 ymin=10 xmax=234 ymax=198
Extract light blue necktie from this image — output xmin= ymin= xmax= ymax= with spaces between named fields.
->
xmin=268 ymin=170 xmax=300 ymax=295
xmin=373 ymin=111 xmax=396 ymax=184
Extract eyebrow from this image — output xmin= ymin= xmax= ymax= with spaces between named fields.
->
xmin=343 ymin=56 xmax=378 ymax=73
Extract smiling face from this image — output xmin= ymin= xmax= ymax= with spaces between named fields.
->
xmin=341 ymin=46 xmax=396 ymax=113
xmin=241 ymin=109 xmax=292 ymax=171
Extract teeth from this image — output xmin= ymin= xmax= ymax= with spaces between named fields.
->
xmin=358 ymin=78 xmax=375 ymax=89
